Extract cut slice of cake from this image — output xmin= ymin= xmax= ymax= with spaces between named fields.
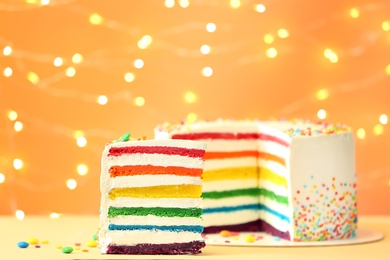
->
xmin=99 ymin=135 xmax=207 ymax=254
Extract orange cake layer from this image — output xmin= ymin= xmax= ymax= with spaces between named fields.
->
xmin=109 ymin=165 xmax=203 ymax=178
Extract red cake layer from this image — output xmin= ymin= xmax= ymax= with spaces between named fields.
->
xmin=172 ymin=132 xmax=290 ymax=147
xmin=109 ymin=165 xmax=203 ymax=177
xmin=108 ymin=146 xmax=206 ymax=158
xmin=106 ymin=241 xmax=206 ymax=255
xmin=203 ymin=219 xmax=291 ymax=241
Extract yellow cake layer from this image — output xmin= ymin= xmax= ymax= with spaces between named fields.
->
xmin=109 ymin=184 xmax=202 ymax=200
xmin=258 ymin=167 xmax=288 ymax=187
xmin=203 ymin=166 xmax=287 ymax=187
xmin=203 ymin=166 xmax=257 ymax=182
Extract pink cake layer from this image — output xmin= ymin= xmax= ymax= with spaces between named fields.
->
xmin=106 ymin=241 xmax=206 ymax=255
xmin=203 ymin=219 xmax=291 ymax=240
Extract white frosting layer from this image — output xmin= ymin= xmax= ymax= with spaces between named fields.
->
xmin=258 ymin=158 xmax=287 ymax=178
xmin=259 ymin=196 xmax=288 ymax=218
xmin=202 ymin=210 xmax=259 ymax=226
xmin=202 ymin=179 xmax=257 ymax=192
xmin=202 ymin=196 xmax=258 ymax=208
xmin=108 ymin=216 xmax=202 ymax=226
xmin=257 ymin=122 xmax=291 ymax=144
xmin=108 ymin=175 xmax=201 ymax=189
xmin=100 ymin=230 xmax=203 ymax=247
xmin=204 ymin=157 xmax=256 ymax=171
xmin=258 ymin=179 xmax=288 ymax=197
xmin=257 ymin=140 xmax=290 ymax=159
xmin=259 ymin=210 xmax=289 ymax=232
xmin=203 ymin=140 xmax=257 ymax=152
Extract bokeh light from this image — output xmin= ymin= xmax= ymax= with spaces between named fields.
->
xmin=53 ymin=57 xmax=63 ymax=67
xmin=324 ymin=48 xmax=339 ymax=63
xmin=50 ymin=212 xmax=60 ymax=219
xmin=97 ymin=95 xmax=108 ymax=105
xmin=200 ymin=44 xmax=211 ymax=55
xmin=89 ymin=13 xmax=103 ymax=25
xmin=179 ymin=0 xmax=189 ymax=8
xmin=165 ymin=0 xmax=175 ymax=8
xmin=77 ymin=164 xmax=88 ymax=176
xmin=184 ymin=91 xmax=197 ymax=103
xmin=65 ymin=67 xmax=76 ymax=77
xmin=264 ymin=34 xmax=274 ymax=44
xmin=13 ymin=159 xmax=23 ymax=170
xmin=124 ymin=72 xmax=135 ymax=83
xmin=316 ymin=89 xmax=329 ymax=100
xmin=4 ymin=67 xmax=13 ymax=77
xmin=382 ymin=20 xmax=390 ymax=31
xmin=254 ymin=4 xmax=266 ymax=13
xmin=138 ymin=35 xmax=153 ymax=49
xmin=379 ymin=114 xmax=388 ymax=125
xmin=15 ymin=210 xmax=25 ymax=220
xmin=7 ymin=110 xmax=18 ymax=121
xmin=3 ymin=46 xmax=12 ymax=56
xmin=356 ymin=128 xmax=366 ymax=140
xmin=72 ymin=53 xmax=83 ymax=64
xmin=27 ymin=72 xmax=39 ymax=84
xmin=373 ymin=124 xmax=384 ymax=136
xmin=206 ymin=23 xmax=216 ymax=33
xmin=317 ymin=109 xmax=327 ymax=120
xmin=134 ymin=96 xmax=145 ymax=106
xmin=14 ymin=121 xmax=23 ymax=132
xmin=76 ymin=136 xmax=87 ymax=147
xmin=202 ymin=67 xmax=213 ymax=77
xmin=134 ymin=59 xmax=144 ymax=69
xmin=66 ymin=179 xmax=77 ymax=190
xmin=266 ymin=48 xmax=278 ymax=58
xmin=349 ymin=8 xmax=360 ymax=18
xmin=230 ymin=0 xmax=241 ymax=9
xmin=186 ymin=112 xmax=197 ymax=123
xmin=277 ymin=28 xmax=289 ymax=38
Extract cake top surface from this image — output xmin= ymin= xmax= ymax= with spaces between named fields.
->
xmin=155 ymin=118 xmax=352 ymax=138
xmin=105 ymin=132 xmax=207 ymax=149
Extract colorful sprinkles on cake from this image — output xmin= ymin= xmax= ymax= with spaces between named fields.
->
xmin=285 ymin=122 xmax=351 ymax=137
xmin=292 ymin=175 xmax=358 ymax=241
xmin=107 ymin=133 xmax=147 ymax=145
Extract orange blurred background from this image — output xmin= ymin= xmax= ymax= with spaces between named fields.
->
xmin=0 ymin=0 xmax=389 ymax=217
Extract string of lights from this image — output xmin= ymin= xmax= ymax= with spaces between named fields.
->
xmin=0 ymin=0 xmax=389 ymax=219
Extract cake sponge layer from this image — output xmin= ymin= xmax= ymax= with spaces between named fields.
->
xmin=108 ymin=206 xmax=202 ymax=218
xmin=109 ymin=165 xmax=203 ymax=177
xmin=106 ymin=241 xmax=206 ymax=255
xmin=109 ymin=184 xmax=202 ymax=199
xmin=108 ymin=145 xmax=206 ymax=158
xmin=203 ymin=219 xmax=290 ymax=240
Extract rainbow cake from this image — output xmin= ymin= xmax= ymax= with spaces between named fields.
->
xmin=99 ymin=134 xmax=207 ymax=254
xmin=155 ymin=119 xmax=358 ymax=242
